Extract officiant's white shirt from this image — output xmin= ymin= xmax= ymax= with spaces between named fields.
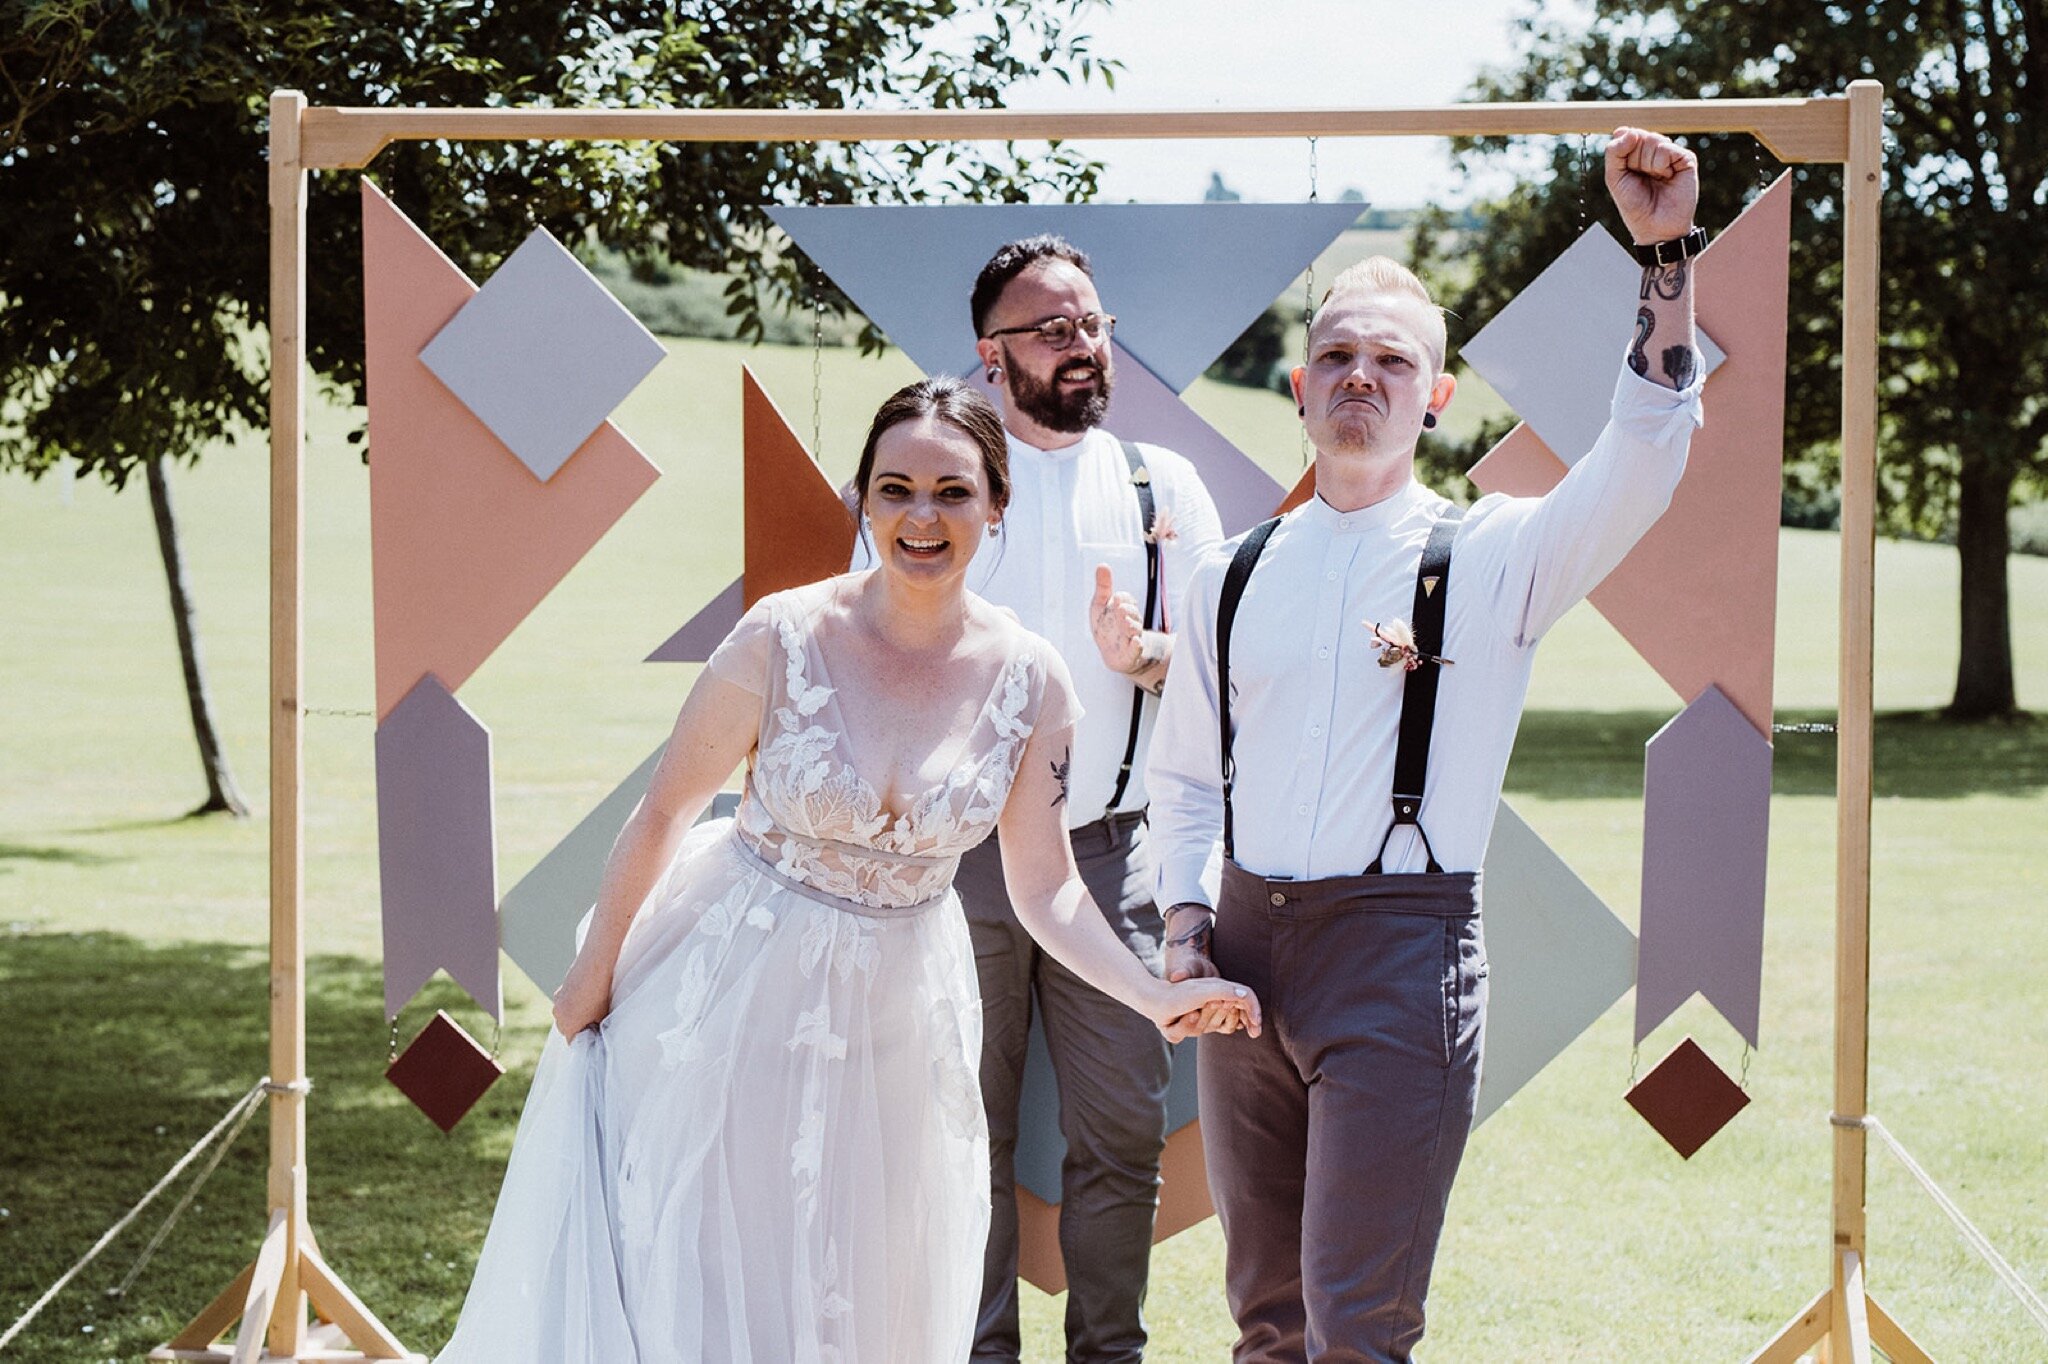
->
xmin=856 ymin=425 xmax=1223 ymax=829
xmin=1147 ymin=362 xmax=1704 ymax=908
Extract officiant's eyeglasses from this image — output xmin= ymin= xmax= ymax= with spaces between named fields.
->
xmin=980 ymin=312 xmax=1117 ymax=351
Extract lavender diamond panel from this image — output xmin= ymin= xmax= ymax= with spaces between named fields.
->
xmin=376 ymin=675 xmax=501 ymax=1019
xmin=1461 ymin=226 xmax=1724 ymax=466
xmin=420 ymin=228 xmax=667 ymax=482
xmin=1635 ymin=686 xmax=1772 ymax=1047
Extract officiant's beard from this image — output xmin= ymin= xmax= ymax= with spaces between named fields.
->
xmin=1003 ymin=343 xmax=1113 ymax=434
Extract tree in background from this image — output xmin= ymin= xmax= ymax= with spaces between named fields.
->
xmin=1 ymin=0 xmax=1116 ymax=814
xmin=1413 ymin=0 xmax=2042 ymax=718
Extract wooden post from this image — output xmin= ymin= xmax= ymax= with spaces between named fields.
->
xmin=1829 ymin=76 xmax=1884 ymax=1358
xmin=264 ymin=86 xmax=312 ymax=1361
xmin=151 ymin=89 xmax=420 ymax=1364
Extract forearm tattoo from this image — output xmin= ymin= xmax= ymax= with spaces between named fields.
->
xmin=1661 ymin=344 xmax=1698 ymax=388
xmin=1639 ymin=259 xmax=1690 ymax=301
xmin=1049 ymin=747 xmax=1071 ymax=808
xmin=1629 ymin=307 xmax=1654 ymax=378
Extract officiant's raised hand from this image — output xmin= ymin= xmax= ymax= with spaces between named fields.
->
xmin=1090 ymin=563 xmax=1170 ymax=695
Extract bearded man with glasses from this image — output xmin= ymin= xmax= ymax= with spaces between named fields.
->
xmin=952 ymin=234 xmax=1225 ymax=1362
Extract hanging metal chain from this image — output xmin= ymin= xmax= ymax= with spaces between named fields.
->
xmin=1628 ymin=1044 xmax=1641 ymax=1089
xmin=1739 ymin=1043 xmax=1753 ymax=1091
xmin=1301 ymin=136 xmax=1320 ymax=466
xmin=810 ymin=261 xmax=826 ymax=464
xmin=387 ymin=1014 xmax=401 ymax=1065
xmin=1575 ymin=133 xmax=1593 ymax=237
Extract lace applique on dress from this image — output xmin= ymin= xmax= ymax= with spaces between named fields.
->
xmin=733 ymin=595 xmax=1042 ymax=912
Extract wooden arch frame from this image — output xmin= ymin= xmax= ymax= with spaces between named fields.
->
xmin=158 ymin=85 xmax=1892 ymax=1363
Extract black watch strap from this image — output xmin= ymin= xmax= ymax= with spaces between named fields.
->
xmin=1632 ymin=225 xmax=1708 ymax=268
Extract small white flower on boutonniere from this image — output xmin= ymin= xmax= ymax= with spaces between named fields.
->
xmin=1364 ymin=618 xmax=1454 ymax=672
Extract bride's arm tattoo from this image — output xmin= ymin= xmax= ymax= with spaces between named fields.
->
xmin=1049 ymin=747 xmax=1071 ymax=808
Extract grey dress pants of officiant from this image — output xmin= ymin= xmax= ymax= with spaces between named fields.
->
xmin=955 ymin=812 xmax=1172 ymax=1364
xmin=1199 ymin=859 xmax=1488 ymax=1364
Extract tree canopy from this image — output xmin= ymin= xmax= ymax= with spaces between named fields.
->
xmin=1415 ymin=0 xmax=2043 ymax=716
xmin=0 ymin=0 xmax=1117 ymax=487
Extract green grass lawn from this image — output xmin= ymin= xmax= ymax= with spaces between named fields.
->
xmin=3 ymin=335 xmax=2045 ymax=1361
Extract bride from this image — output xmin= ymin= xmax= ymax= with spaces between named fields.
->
xmin=437 ymin=376 xmax=1259 ymax=1363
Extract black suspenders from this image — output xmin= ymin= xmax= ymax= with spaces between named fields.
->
xmin=1216 ymin=517 xmax=1281 ymax=861
xmin=1105 ymin=440 xmax=1161 ymax=814
xmin=1367 ymin=505 xmax=1463 ymax=873
xmin=1215 ymin=505 xmax=1465 ymax=872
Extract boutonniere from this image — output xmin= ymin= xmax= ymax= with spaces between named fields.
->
xmin=1364 ymin=618 xmax=1454 ymax=672
xmin=1144 ymin=506 xmax=1178 ymax=544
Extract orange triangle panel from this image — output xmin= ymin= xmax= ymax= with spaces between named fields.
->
xmin=362 ymin=181 xmax=660 ymax=720
xmin=742 ymin=368 xmax=856 ymax=605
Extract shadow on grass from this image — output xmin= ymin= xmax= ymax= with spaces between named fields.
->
xmin=0 ymin=841 xmax=118 ymax=866
xmin=0 ymin=931 xmax=537 ymax=1361
xmin=1507 ymin=708 xmax=2046 ymax=801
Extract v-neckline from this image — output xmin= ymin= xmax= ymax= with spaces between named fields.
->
xmin=797 ymin=609 xmax=1015 ymax=830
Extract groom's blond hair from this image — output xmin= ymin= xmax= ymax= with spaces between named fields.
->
xmin=1310 ymin=256 xmax=1448 ymax=375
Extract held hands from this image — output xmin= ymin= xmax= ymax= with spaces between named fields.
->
xmin=1152 ymin=975 xmax=1262 ymax=1044
xmin=1158 ymin=902 xmax=1255 ymax=1042
xmin=1604 ymin=126 xmax=1700 ymax=245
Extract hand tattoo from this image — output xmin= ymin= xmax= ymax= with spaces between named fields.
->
xmin=1628 ymin=307 xmax=1655 ymax=378
xmin=1639 ymin=260 xmax=1689 ymax=301
xmin=1661 ymin=344 xmax=1698 ymax=388
xmin=1049 ymin=747 xmax=1071 ymax=808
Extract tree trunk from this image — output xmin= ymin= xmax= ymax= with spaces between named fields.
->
xmin=1948 ymin=456 xmax=2018 ymax=719
xmin=146 ymin=455 xmax=251 ymax=816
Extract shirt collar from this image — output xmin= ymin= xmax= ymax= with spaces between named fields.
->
xmin=1006 ymin=425 xmax=1104 ymax=465
xmin=1298 ymin=479 xmax=1432 ymax=535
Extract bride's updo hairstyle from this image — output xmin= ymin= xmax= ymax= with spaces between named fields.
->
xmin=852 ymin=376 xmax=1012 ymax=519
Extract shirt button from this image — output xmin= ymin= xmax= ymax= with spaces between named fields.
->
xmin=1340 ymin=517 xmax=1352 ymax=529
xmin=1269 ymin=892 xmax=1287 ymax=907
xmin=1310 ymin=725 xmax=1323 ymax=737
xmin=1325 ymin=570 xmax=1338 ymax=582
xmin=1317 ymin=646 xmax=1330 ymax=659
xmin=1296 ymin=804 xmax=1309 ymax=816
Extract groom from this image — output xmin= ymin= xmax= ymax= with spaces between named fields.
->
xmin=1147 ymin=127 xmax=1707 ymax=1362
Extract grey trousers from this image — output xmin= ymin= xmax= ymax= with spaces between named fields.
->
xmin=957 ymin=813 xmax=1172 ymax=1364
xmin=1200 ymin=859 xmax=1487 ymax=1364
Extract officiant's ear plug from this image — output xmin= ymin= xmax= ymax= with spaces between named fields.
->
xmin=1423 ymin=411 xmax=1438 ymax=430
xmin=1297 ymin=403 xmax=1306 ymax=417
xmin=986 ymin=365 xmax=1003 ymax=384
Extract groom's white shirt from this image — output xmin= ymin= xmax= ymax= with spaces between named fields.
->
xmin=1147 ymin=361 xmax=1703 ymax=908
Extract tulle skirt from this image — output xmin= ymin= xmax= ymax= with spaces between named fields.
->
xmin=437 ymin=821 xmax=990 ymax=1363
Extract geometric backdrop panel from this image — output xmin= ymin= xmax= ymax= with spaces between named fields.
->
xmin=420 ymin=227 xmax=666 ymax=483
xmin=1470 ymin=177 xmax=1793 ymax=737
xmin=362 ymin=180 xmax=661 ymax=720
xmin=1636 ymin=686 xmax=1773 ymax=1048
xmin=771 ymin=202 xmax=1365 ymax=393
xmin=376 ymin=674 xmax=500 ymax=1019
xmin=1474 ymin=799 xmax=1639 ymax=1125
xmin=1461 ymin=223 xmax=1726 ymax=468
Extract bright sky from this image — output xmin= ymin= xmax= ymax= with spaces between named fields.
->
xmin=989 ymin=0 xmax=1587 ymax=207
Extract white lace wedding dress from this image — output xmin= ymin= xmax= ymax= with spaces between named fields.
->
xmin=438 ymin=582 xmax=1072 ymax=1363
